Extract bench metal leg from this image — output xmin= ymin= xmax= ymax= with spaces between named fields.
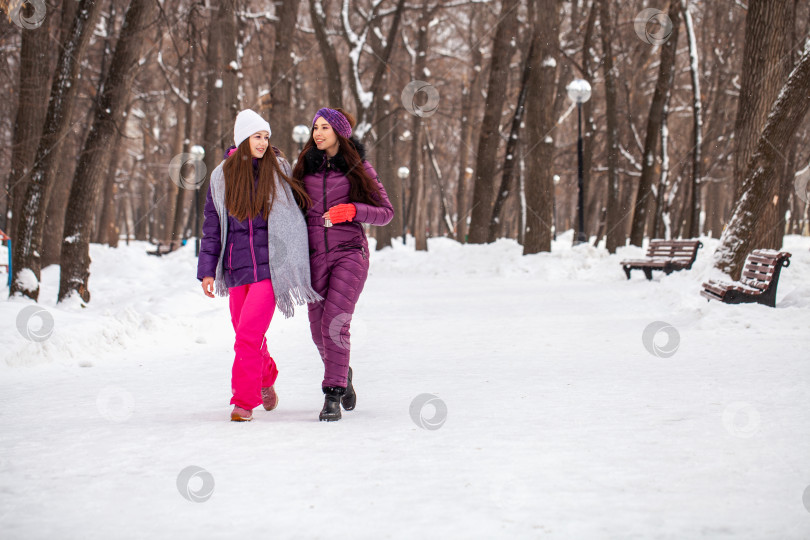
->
xmin=643 ymin=268 xmax=653 ymax=280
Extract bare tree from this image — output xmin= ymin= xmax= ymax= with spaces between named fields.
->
xmin=467 ymin=0 xmax=519 ymax=244
xmin=731 ymin=0 xmax=793 ymax=249
xmin=9 ymin=0 xmax=103 ymax=300
xmin=681 ymin=0 xmax=704 ymax=239
xmin=406 ymin=2 xmax=433 ymax=251
xmin=58 ymin=0 xmax=159 ymax=303
xmin=5 ymin=6 xmax=50 ymax=241
xmin=489 ymin=38 xmax=532 ymax=243
xmin=523 ymin=0 xmax=562 ymax=254
xmin=309 ymin=0 xmax=344 ymax=107
xmin=197 ymin=0 xmax=240 ymax=237
xmin=629 ymin=0 xmax=681 ymax=246
xmin=732 ymin=0 xmax=793 ymax=197
xmin=598 ymin=0 xmax=622 ymax=253
xmin=270 ymin=0 xmax=301 ymax=159
xmin=715 ymin=39 xmax=810 ymax=278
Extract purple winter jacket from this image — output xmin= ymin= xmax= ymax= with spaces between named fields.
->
xmin=197 ymin=153 xmax=284 ymax=288
xmin=300 ymin=138 xmax=394 ymax=255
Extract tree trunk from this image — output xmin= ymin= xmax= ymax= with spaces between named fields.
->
xmin=771 ymin=139 xmax=798 ymax=245
xmin=523 ymin=0 xmax=561 ymax=255
xmin=309 ymin=0 xmax=343 ymax=107
xmin=372 ymin=97 xmax=401 ymax=250
xmin=456 ymin=28 xmax=484 ymax=243
xmin=599 ymin=0 xmax=622 ymax=253
xmin=9 ymin=0 xmax=102 ymax=300
xmin=6 ymin=12 xmax=51 ymax=240
xmin=408 ymin=3 xmax=431 ymax=251
xmin=681 ymin=0 xmax=704 ymax=238
xmin=366 ymin=0 xmax=406 ymax=250
xmin=198 ymin=0 xmax=240 ymax=241
xmin=95 ymin=147 xmax=124 ymax=247
xmin=715 ymin=39 xmax=810 ymax=278
xmin=466 ymin=0 xmax=519 ymax=244
xmin=58 ymin=0 xmax=159 ymax=303
xmin=424 ymin=125 xmax=455 ymax=238
xmin=168 ymin=99 xmax=190 ymax=246
xmin=732 ymin=0 xmax=792 ymax=200
xmin=270 ymin=0 xmax=300 ymax=159
xmin=629 ymin=0 xmax=680 ymax=246
xmin=489 ymin=39 xmax=533 ymax=243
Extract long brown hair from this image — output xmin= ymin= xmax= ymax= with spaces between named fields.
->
xmin=223 ymin=139 xmax=310 ymax=221
xmin=292 ymin=108 xmax=384 ymax=209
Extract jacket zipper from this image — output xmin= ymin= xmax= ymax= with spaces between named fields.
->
xmin=248 ymin=218 xmax=257 ymax=282
xmin=228 ymin=243 xmax=233 ymax=273
xmin=322 ymin=164 xmax=329 ymax=253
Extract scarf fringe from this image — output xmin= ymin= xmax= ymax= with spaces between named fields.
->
xmin=276 ymin=284 xmax=324 ymax=319
xmin=215 ymin=278 xmax=229 ymax=298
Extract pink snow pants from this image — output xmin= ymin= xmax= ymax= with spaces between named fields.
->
xmin=228 ymin=279 xmax=278 ymax=410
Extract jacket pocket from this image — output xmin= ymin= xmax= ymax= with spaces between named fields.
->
xmin=333 ymin=242 xmax=367 ymax=260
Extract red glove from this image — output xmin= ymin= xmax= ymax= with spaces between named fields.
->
xmin=328 ymin=204 xmax=357 ymax=224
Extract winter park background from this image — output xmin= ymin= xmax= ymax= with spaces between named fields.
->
xmin=3 ymin=0 xmax=810 ymax=538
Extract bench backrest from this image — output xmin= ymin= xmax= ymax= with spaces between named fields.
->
xmin=740 ymin=250 xmax=791 ymax=290
xmin=646 ymin=239 xmax=702 ymax=261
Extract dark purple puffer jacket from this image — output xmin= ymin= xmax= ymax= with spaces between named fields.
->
xmin=300 ymin=138 xmax=394 ymax=254
xmin=197 ymin=155 xmax=280 ymax=288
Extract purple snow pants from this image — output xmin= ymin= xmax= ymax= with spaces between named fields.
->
xmin=308 ymin=246 xmax=369 ymax=388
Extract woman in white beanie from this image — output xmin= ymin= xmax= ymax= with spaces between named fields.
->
xmin=197 ymin=109 xmax=322 ymax=421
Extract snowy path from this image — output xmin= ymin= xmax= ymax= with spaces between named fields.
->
xmin=1 ymin=236 xmax=809 ymax=539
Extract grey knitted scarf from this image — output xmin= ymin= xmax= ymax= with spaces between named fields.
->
xmin=209 ymin=158 xmax=323 ymax=318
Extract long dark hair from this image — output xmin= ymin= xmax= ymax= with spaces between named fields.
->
xmin=223 ymin=139 xmax=310 ymax=221
xmin=292 ymin=108 xmax=384 ymax=209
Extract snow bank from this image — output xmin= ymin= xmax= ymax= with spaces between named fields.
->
xmin=2 ymin=234 xmax=808 ymax=370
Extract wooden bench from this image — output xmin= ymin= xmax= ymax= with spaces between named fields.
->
xmin=621 ymin=239 xmax=703 ymax=280
xmin=700 ymin=250 xmax=791 ymax=308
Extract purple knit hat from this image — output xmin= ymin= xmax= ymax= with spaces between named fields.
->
xmin=312 ymin=108 xmax=352 ymax=138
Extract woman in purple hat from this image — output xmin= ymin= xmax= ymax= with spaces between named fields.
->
xmin=292 ymin=107 xmax=394 ymax=421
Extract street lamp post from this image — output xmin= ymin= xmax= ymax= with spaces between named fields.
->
xmin=190 ymin=144 xmax=205 ymax=257
xmin=397 ymin=166 xmax=409 ymax=245
xmin=552 ymin=174 xmax=560 ymax=241
xmin=566 ymin=78 xmax=592 ymax=245
xmin=292 ymin=125 xmax=309 ymax=166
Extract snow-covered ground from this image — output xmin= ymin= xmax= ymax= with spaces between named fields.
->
xmin=1 ymin=233 xmax=809 ymax=539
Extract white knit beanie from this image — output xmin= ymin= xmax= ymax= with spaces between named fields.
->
xmin=233 ymin=109 xmax=272 ymax=148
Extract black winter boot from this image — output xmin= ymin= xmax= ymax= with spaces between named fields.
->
xmin=319 ymin=386 xmax=345 ymax=422
xmin=342 ymin=367 xmax=356 ymax=411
